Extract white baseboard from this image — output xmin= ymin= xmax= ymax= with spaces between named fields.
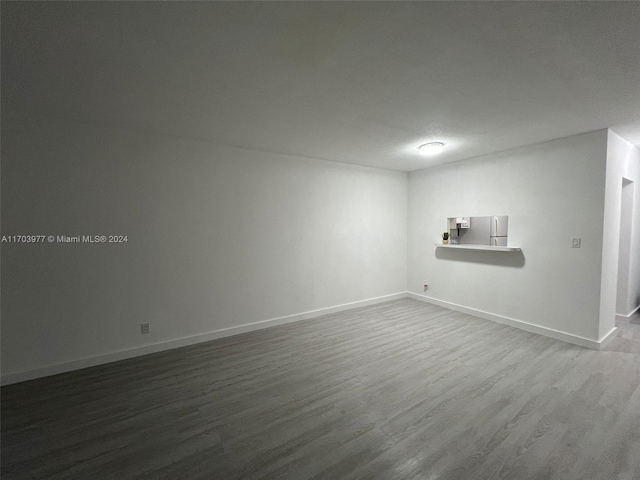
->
xmin=597 ymin=326 xmax=618 ymax=350
xmin=616 ymin=304 xmax=640 ymax=322
xmin=3 ymin=290 xmax=620 ymax=385
xmin=407 ymin=292 xmax=608 ymax=350
xmin=1 ymin=292 xmax=407 ymax=386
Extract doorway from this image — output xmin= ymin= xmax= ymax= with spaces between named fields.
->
xmin=616 ymin=178 xmax=634 ymax=316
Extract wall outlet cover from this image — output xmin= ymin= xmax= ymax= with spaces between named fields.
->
xmin=141 ymin=323 xmax=150 ymax=334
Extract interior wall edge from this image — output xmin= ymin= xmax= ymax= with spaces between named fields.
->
xmin=0 ymin=292 xmax=407 ymax=386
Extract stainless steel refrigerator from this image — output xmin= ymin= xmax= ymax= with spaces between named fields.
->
xmin=490 ymin=215 xmax=509 ymax=246
xmin=457 ymin=215 xmax=509 ymax=246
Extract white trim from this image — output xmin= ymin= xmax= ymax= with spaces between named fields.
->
xmin=1 ymin=292 xmax=406 ymax=386
xmin=616 ymin=303 xmax=640 ymax=322
xmin=3 ymin=291 xmax=620 ymax=385
xmin=407 ymin=292 xmax=608 ymax=350
xmin=597 ymin=326 xmax=618 ymax=350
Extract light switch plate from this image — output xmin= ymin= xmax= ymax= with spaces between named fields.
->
xmin=571 ymin=237 xmax=581 ymax=248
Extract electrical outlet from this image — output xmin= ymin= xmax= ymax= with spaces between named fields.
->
xmin=571 ymin=237 xmax=581 ymax=248
xmin=141 ymin=322 xmax=150 ymax=334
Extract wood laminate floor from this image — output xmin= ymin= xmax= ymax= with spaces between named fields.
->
xmin=2 ymin=299 xmax=640 ymax=480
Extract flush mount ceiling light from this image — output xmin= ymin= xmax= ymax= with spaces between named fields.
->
xmin=418 ymin=142 xmax=445 ymax=156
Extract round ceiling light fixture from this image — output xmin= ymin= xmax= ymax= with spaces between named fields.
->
xmin=418 ymin=141 xmax=445 ymax=156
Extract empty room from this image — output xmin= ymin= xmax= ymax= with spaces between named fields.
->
xmin=2 ymin=1 xmax=640 ymax=479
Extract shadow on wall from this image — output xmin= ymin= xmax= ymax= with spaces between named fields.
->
xmin=435 ymin=249 xmax=526 ymax=268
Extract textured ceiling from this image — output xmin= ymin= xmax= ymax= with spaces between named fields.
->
xmin=2 ymin=1 xmax=639 ymax=172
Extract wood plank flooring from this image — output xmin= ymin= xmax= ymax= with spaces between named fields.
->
xmin=2 ymin=298 xmax=640 ymax=479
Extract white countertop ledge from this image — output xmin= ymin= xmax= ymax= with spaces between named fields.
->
xmin=435 ymin=244 xmax=522 ymax=252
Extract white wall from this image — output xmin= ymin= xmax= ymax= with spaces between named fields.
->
xmin=1 ymin=114 xmax=407 ymax=380
xmin=630 ymin=175 xmax=640 ymax=317
xmin=604 ymin=130 xmax=640 ymax=325
xmin=4 ymin=117 xmax=634 ymax=383
xmin=407 ymin=131 xmax=608 ymax=342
